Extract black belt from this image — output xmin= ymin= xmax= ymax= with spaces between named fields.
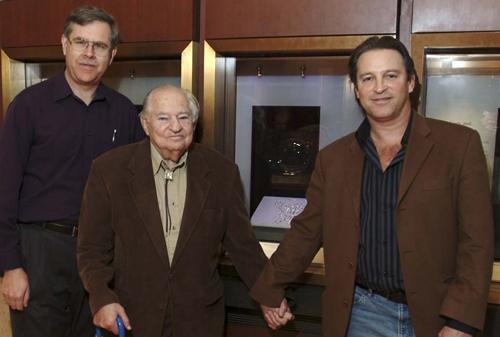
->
xmin=356 ymin=283 xmax=407 ymax=304
xmin=21 ymin=221 xmax=79 ymax=237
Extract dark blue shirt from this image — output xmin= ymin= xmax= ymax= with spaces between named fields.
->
xmin=0 ymin=72 xmax=144 ymax=271
xmin=355 ymin=117 xmax=410 ymax=293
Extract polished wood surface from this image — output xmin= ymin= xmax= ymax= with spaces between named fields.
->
xmin=488 ymin=282 xmax=500 ymax=305
xmin=206 ymin=0 xmax=397 ymax=39
xmin=0 ymin=50 xmax=11 ymax=124
xmin=413 ymin=0 xmax=500 ymax=33
xmin=0 ymin=0 xmax=193 ymax=48
xmin=207 ymin=35 xmax=386 ymax=56
xmin=2 ymin=41 xmax=190 ymax=63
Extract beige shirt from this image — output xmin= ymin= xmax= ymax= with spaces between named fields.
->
xmin=151 ymin=143 xmax=188 ymax=265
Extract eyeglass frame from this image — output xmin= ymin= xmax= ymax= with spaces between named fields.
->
xmin=67 ymin=37 xmax=112 ymax=57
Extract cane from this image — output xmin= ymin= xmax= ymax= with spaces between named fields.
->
xmin=95 ymin=315 xmax=126 ymax=337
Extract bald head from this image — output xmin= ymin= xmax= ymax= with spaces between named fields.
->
xmin=141 ymin=85 xmax=199 ymax=122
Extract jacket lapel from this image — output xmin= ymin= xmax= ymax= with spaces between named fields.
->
xmin=346 ymin=136 xmax=365 ymax=228
xmin=397 ymin=114 xmax=434 ymax=205
xmin=170 ymin=144 xmax=211 ymax=269
xmin=127 ymin=139 xmax=170 ymax=269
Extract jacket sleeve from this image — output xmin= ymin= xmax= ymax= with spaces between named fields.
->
xmin=77 ymin=161 xmax=120 ymax=314
xmin=439 ymin=129 xmax=494 ymax=329
xmin=250 ymin=153 xmax=325 ymax=307
xmin=222 ymin=167 xmax=267 ymax=289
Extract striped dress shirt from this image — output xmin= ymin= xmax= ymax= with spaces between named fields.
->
xmin=355 ymin=117 xmax=411 ymax=293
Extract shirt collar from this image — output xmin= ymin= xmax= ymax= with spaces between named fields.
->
xmin=150 ymin=143 xmax=188 ymax=175
xmin=52 ymin=71 xmax=106 ymax=103
xmin=355 ymin=112 xmax=413 ymax=148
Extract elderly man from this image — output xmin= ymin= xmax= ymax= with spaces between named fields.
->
xmin=252 ymin=36 xmax=494 ymax=337
xmin=0 ymin=6 xmax=143 ymax=337
xmin=77 ymin=85 xmax=268 ymax=337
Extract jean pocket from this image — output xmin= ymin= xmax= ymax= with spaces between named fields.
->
xmin=353 ymin=286 xmax=367 ymax=305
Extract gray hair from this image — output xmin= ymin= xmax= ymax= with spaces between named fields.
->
xmin=140 ymin=85 xmax=200 ymax=123
xmin=63 ymin=6 xmax=120 ymax=49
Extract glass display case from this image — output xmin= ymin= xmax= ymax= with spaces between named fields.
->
xmin=9 ymin=59 xmax=181 ymax=111
xmin=423 ymin=50 xmax=500 ymax=258
xmin=231 ymin=56 xmax=364 ymax=240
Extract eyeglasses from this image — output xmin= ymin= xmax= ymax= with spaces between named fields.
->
xmin=68 ymin=38 xmax=110 ymax=57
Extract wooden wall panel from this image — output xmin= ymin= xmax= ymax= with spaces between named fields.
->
xmin=413 ymin=0 xmax=500 ymax=33
xmin=0 ymin=0 xmax=193 ymax=48
xmin=205 ymin=0 xmax=398 ymax=39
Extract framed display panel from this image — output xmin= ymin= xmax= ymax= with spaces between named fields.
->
xmin=412 ymin=33 xmax=500 ymax=285
xmin=203 ymin=36 xmax=391 ymax=261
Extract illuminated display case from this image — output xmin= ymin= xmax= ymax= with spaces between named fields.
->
xmin=223 ymin=55 xmax=365 ymax=242
xmin=424 ymin=51 xmax=500 ymax=255
xmin=9 ymin=59 xmax=181 ymax=111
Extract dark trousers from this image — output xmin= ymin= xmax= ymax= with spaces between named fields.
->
xmin=10 ymin=224 xmax=94 ymax=337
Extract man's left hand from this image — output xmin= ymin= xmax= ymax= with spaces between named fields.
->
xmin=438 ymin=326 xmax=472 ymax=337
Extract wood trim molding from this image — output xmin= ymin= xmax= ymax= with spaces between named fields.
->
xmin=207 ymin=35 xmax=393 ymax=55
xmin=181 ymin=41 xmax=199 ymax=95
xmin=202 ymin=41 xmax=216 ymax=148
xmin=2 ymin=41 xmax=191 ymax=63
xmin=1 ymin=50 xmax=12 ymax=121
xmin=411 ymin=32 xmax=500 ymax=84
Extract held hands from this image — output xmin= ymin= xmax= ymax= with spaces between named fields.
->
xmin=94 ymin=303 xmax=132 ymax=335
xmin=1 ymin=267 xmax=30 ymax=310
xmin=260 ymin=298 xmax=295 ymax=330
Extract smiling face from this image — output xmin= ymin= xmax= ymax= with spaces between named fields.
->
xmin=61 ymin=21 xmax=116 ymax=91
xmin=354 ymin=48 xmax=415 ymax=125
xmin=140 ymin=87 xmax=196 ymax=165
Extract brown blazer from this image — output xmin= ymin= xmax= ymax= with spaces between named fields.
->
xmin=251 ymin=114 xmax=494 ymax=337
xmin=77 ymin=139 xmax=266 ymax=337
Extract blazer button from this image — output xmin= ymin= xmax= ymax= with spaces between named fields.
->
xmin=348 ymin=262 xmax=354 ymax=269
xmin=343 ymin=299 xmax=349 ymax=307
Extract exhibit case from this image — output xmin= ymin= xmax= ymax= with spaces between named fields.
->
xmin=413 ymin=32 xmax=500 ymax=335
xmin=8 ymin=59 xmax=181 ymax=111
xmin=413 ymin=33 xmax=500 ymax=262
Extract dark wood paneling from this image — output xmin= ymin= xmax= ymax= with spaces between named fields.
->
xmin=0 ymin=0 xmax=193 ymax=48
xmin=206 ymin=0 xmax=398 ymax=39
xmin=413 ymin=0 xmax=500 ymax=33
xmin=94 ymin=0 xmax=193 ymax=42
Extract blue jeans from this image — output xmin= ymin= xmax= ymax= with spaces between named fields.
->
xmin=346 ymin=286 xmax=416 ymax=337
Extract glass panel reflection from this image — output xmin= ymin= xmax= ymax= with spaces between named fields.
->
xmin=11 ymin=59 xmax=181 ymax=111
xmin=234 ymin=57 xmax=364 ymax=231
xmin=424 ymin=52 xmax=500 ymax=258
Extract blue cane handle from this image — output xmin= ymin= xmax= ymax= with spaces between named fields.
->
xmin=95 ymin=315 xmax=125 ymax=337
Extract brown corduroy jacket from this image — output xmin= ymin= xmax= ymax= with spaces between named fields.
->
xmin=78 ymin=139 xmax=266 ymax=337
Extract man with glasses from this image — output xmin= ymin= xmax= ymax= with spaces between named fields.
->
xmin=0 ymin=5 xmax=143 ymax=337
xmin=77 ymin=85 xmax=269 ymax=337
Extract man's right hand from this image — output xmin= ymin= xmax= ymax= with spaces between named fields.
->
xmin=260 ymin=298 xmax=295 ymax=330
xmin=94 ymin=303 xmax=132 ymax=336
xmin=1 ymin=267 xmax=30 ymax=311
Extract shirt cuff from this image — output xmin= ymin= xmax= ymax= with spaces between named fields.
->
xmin=446 ymin=319 xmax=478 ymax=335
